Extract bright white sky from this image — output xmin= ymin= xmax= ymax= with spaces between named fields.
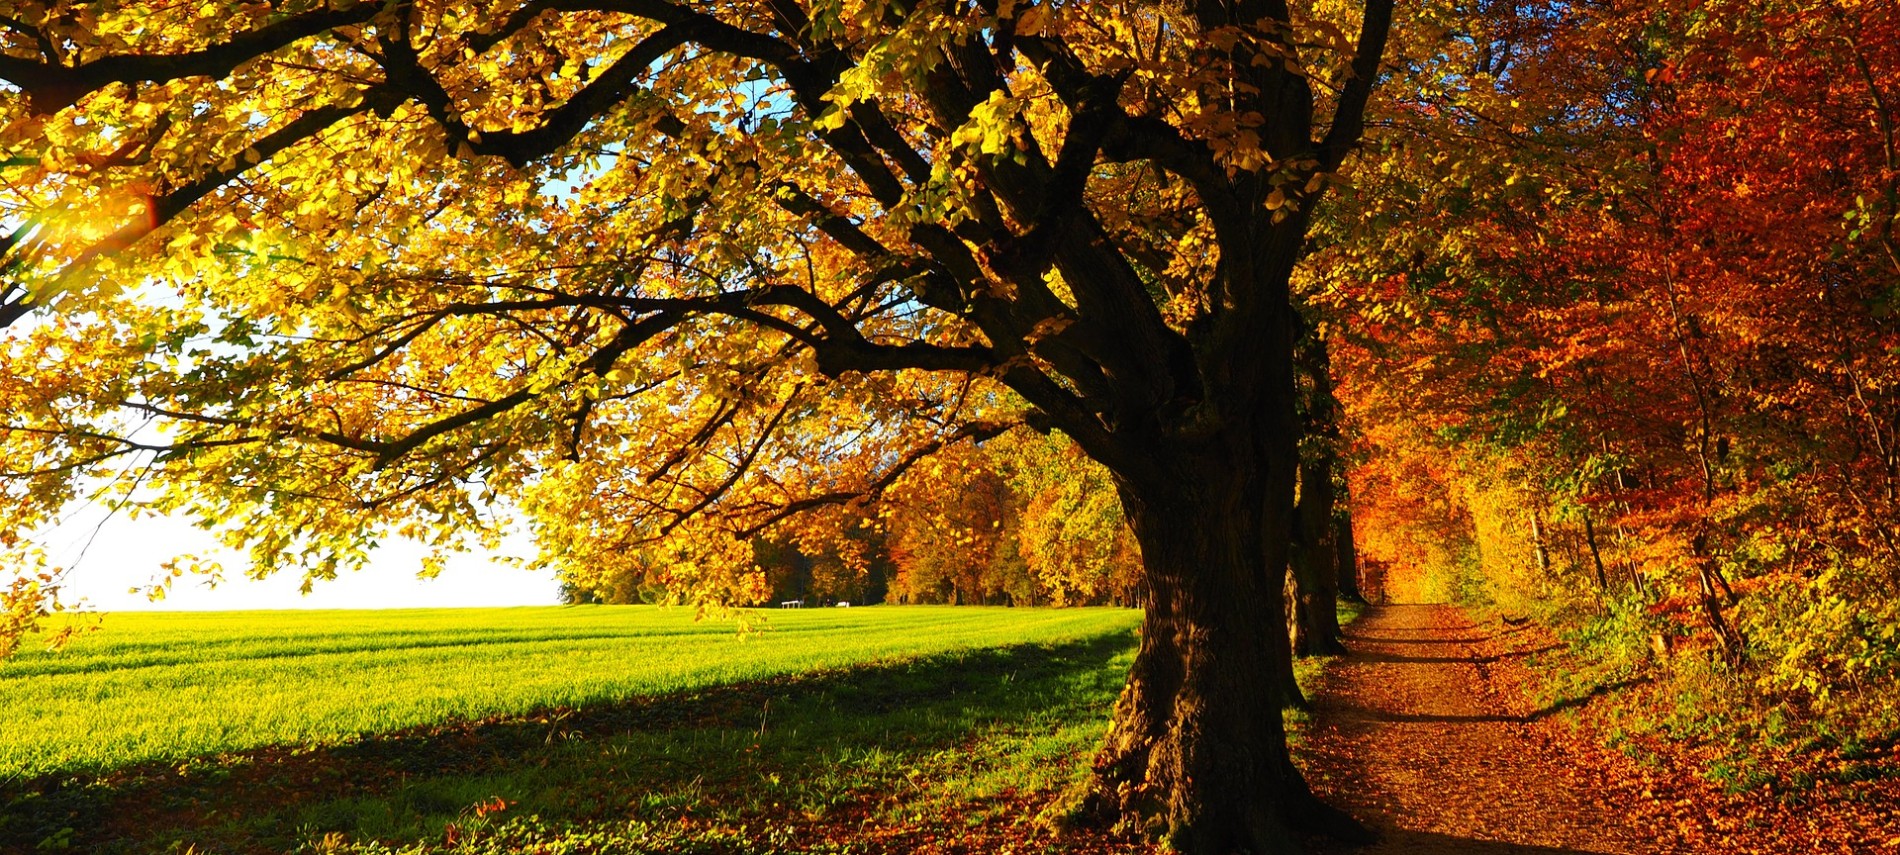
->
xmin=39 ymin=502 xmax=562 ymax=612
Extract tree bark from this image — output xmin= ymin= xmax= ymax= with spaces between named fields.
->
xmin=1058 ymin=0 xmax=1394 ymax=841
xmin=1084 ymin=444 xmax=1365 ymax=852
xmin=1290 ymin=456 xmax=1348 ymax=655
xmin=1288 ymin=335 xmax=1348 ymax=655
xmin=1335 ymin=505 xmax=1365 ymax=603
xmin=1582 ymin=509 xmax=1608 ymax=590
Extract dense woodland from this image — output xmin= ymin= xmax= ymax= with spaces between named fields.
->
xmin=2 ymin=0 xmax=1897 ymax=851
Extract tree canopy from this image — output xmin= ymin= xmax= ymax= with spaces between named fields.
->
xmin=2 ymin=0 xmax=1384 ymax=590
xmin=21 ymin=0 xmax=1896 ymax=849
xmin=1317 ymin=0 xmax=1900 ymax=756
xmin=2 ymin=0 xmax=1394 ymax=851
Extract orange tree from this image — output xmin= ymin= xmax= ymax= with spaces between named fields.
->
xmin=0 ymin=0 xmax=1392 ymax=849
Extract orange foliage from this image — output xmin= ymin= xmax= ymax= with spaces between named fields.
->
xmin=1320 ymin=0 xmax=1900 ymax=731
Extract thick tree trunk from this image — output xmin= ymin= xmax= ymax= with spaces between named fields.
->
xmin=1061 ymin=6 xmax=1392 ymax=828
xmin=1083 ymin=447 xmax=1366 ymax=853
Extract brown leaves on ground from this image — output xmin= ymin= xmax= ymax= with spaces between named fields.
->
xmin=1299 ymin=603 xmax=1899 ymax=855
xmin=1547 ymin=679 xmax=1900 ymax=854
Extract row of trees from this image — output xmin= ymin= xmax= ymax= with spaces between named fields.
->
xmin=1325 ymin=0 xmax=1900 ymax=740
xmin=0 ymin=0 xmax=1390 ymax=849
xmin=10 ymin=0 xmax=1891 ymax=848
xmin=563 ymin=428 xmax=1146 ymax=608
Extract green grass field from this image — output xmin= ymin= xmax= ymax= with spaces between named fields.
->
xmin=1 ymin=604 xmax=1151 ymax=854
xmin=0 ymin=605 xmax=1140 ymax=780
xmin=1 ymin=604 xmax=1366 ymax=854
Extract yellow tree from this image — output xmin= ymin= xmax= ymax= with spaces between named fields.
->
xmin=0 ymin=0 xmax=1391 ymax=848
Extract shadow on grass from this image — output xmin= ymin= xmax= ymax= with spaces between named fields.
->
xmin=1520 ymin=676 xmax=1653 ymax=720
xmin=0 ymin=631 xmax=1138 ymax=855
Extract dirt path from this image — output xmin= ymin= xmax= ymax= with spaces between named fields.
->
xmin=1301 ymin=603 xmax=1655 ymax=855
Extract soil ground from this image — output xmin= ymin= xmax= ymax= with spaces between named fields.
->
xmin=1301 ymin=603 xmax=1658 ymax=855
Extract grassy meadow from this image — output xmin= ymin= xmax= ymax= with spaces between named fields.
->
xmin=1 ymin=604 xmax=1151 ymax=853
xmin=0 ymin=605 xmax=1139 ymax=778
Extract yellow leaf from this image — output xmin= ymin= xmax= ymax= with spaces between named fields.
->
xmin=1015 ymin=4 xmax=1046 ymax=35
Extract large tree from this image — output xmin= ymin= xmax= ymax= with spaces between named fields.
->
xmin=0 ymin=0 xmax=1391 ymax=849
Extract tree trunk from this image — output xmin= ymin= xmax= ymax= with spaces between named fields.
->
xmin=1334 ymin=504 xmax=1365 ymax=603
xmin=1281 ymin=566 xmax=1310 ymax=709
xmin=1287 ymin=333 xmax=1347 ymax=655
xmin=1290 ymin=456 xmax=1347 ymax=655
xmin=1061 ymin=8 xmax=1391 ymax=831
xmin=1083 ymin=444 xmax=1366 ymax=853
xmin=1697 ymin=563 xmax=1745 ymax=660
xmin=1691 ymin=533 xmax=1746 ymax=660
xmin=1528 ymin=502 xmax=1553 ymax=577
xmin=1615 ymin=521 xmax=1648 ymax=597
xmin=1582 ymin=509 xmax=1608 ymax=590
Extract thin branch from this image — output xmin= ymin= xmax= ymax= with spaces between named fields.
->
xmin=734 ymin=419 xmax=1019 ymax=537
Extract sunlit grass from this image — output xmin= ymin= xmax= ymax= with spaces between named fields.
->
xmin=288 ymin=636 xmax=1143 ymax=854
xmin=0 ymin=605 xmax=1140 ymax=779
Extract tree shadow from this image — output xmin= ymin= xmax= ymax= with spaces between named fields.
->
xmin=0 ymin=631 xmax=1138 ymax=854
xmin=1309 ymin=826 xmax=1626 ymax=854
xmin=1350 ymin=644 xmax=1565 ymax=666
xmin=1521 ymin=675 xmax=1652 ymax=720
xmin=2 ymin=627 xmax=729 ymax=679
xmin=1331 ymin=708 xmax=1528 ymax=724
xmin=1326 ymin=676 xmax=1652 ymax=725
xmin=1345 ymin=624 xmax=1534 ymax=647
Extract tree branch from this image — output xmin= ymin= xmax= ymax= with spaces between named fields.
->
xmin=0 ymin=5 xmax=381 ymax=114
xmin=734 ymin=418 xmax=1019 ymax=537
xmin=1317 ymin=0 xmax=1396 ymax=172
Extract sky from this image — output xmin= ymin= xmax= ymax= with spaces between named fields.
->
xmin=1 ymin=290 xmax=563 ymax=613
xmin=37 ymin=501 xmax=562 ymax=612
xmin=1 ymin=315 xmax=562 ymax=612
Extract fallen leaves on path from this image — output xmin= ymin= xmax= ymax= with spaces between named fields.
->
xmin=1300 ymin=603 xmax=1900 ymax=855
xmin=1301 ymin=603 xmax=1655 ymax=854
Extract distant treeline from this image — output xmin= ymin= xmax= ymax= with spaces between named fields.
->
xmin=562 ymin=429 xmax=1143 ymax=608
